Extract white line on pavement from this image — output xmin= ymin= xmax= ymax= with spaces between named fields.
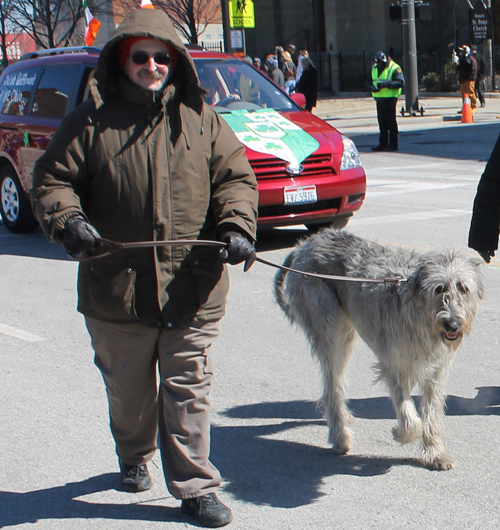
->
xmin=351 ymin=209 xmax=470 ymax=226
xmin=0 ymin=323 xmax=46 ymax=342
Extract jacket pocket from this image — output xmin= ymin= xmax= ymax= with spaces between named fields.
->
xmin=187 ymin=247 xmax=228 ymax=316
xmin=77 ymin=261 xmax=139 ymax=322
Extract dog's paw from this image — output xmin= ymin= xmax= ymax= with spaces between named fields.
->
xmin=422 ymin=449 xmax=454 ymax=470
xmin=331 ymin=443 xmax=350 ymax=455
xmin=328 ymin=431 xmax=351 ymax=454
xmin=392 ymin=420 xmax=423 ymax=444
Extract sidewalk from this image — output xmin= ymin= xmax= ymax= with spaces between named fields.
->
xmin=313 ymin=93 xmax=500 ymax=125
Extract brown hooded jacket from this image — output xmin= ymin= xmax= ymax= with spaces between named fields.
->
xmin=31 ymin=9 xmax=258 ymax=328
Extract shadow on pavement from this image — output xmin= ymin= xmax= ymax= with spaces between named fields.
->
xmin=213 ymin=387 xmax=500 ymax=507
xmin=214 ymin=399 xmax=419 ymax=508
xmin=0 ymin=225 xmax=71 ymax=261
xmin=3 ymin=390 xmax=496 ymax=525
xmin=0 ymin=474 xmax=196 ymax=528
xmin=352 ymin=121 xmax=499 ymax=162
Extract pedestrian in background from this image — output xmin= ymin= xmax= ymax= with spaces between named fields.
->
xmin=30 ymin=8 xmax=258 ymax=528
xmin=295 ymin=56 xmax=318 ymax=111
xmin=287 ymin=43 xmax=298 ymax=66
xmin=471 ymin=44 xmax=487 ymax=108
xmin=453 ymin=45 xmax=478 ymax=113
xmin=281 ymin=50 xmax=297 ymax=94
xmin=266 ymin=55 xmax=285 ymax=89
xmin=369 ymin=51 xmax=404 ymax=152
xmin=295 ymin=46 xmax=309 ymax=82
xmin=468 ymin=132 xmax=500 ymax=263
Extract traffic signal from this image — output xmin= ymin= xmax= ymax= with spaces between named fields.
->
xmin=389 ymin=2 xmax=431 ymax=21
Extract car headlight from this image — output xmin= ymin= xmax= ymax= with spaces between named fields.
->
xmin=340 ymin=135 xmax=362 ymax=170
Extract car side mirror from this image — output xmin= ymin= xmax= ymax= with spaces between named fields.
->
xmin=290 ymin=92 xmax=306 ymax=108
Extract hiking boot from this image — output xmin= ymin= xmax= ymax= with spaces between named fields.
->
xmin=385 ymin=145 xmax=398 ymax=152
xmin=181 ymin=493 xmax=233 ymax=528
xmin=119 ymin=462 xmax=152 ymax=492
xmin=371 ymin=145 xmax=386 ymax=152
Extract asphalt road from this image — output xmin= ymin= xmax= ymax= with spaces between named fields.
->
xmin=2 ymin=95 xmax=500 ymax=529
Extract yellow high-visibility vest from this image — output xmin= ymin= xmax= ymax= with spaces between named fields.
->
xmin=372 ymin=61 xmax=403 ymax=98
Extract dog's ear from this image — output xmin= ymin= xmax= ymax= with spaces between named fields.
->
xmin=408 ymin=263 xmax=426 ymax=295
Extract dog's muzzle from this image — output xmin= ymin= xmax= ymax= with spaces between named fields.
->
xmin=442 ymin=320 xmax=462 ymax=342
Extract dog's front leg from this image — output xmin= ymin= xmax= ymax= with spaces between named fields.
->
xmin=385 ymin=374 xmax=423 ymax=444
xmin=419 ymin=375 xmax=454 ymax=470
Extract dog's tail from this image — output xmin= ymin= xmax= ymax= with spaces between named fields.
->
xmin=274 ymin=250 xmax=297 ymax=318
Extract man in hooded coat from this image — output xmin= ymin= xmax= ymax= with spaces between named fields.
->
xmin=31 ymin=8 xmax=258 ymax=528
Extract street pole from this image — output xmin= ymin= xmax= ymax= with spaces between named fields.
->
xmin=401 ymin=0 xmax=419 ymax=115
xmin=484 ymin=0 xmax=495 ymax=91
xmin=220 ymin=0 xmax=230 ymax=53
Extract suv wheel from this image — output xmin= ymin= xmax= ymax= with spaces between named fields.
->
xmin=0 ymin=167 xmax=38 ymax=233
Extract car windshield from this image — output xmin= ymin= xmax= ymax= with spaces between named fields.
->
xmin=193 ymin=57 xmax=298 ymax=113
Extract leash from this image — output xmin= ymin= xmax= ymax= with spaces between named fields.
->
xmin=72 ymin=237 xmax=409 ymax=285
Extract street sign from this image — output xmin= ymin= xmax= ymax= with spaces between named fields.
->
xmin=469 ymin=3 xmax=492 ymax=42
xmin=228 ymin=0 xmax=255 ymax=29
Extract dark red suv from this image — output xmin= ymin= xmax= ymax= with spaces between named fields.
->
xmin=0 ymin=47 xmax=366 ymax=233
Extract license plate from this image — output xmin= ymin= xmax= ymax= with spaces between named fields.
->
xmin=284 ymin=185 xmax=318 ymax=205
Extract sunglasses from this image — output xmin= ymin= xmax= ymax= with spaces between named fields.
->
xmin=131 ymin=51 xmax=172 ymax=66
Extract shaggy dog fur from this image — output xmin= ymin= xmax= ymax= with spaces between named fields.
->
xmin=274 ymin=229 xmax=483 ymax=470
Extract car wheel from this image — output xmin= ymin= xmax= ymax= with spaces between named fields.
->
xmin=306 ymin=216 xmax=350 ymax=233
xmin=0 ymin=166 xmax=38 ymax=233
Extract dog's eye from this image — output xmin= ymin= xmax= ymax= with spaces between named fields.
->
xmin=457 ymin=282 xmax=468 ymax=294
xmin=434 ymin=285 xmax=444 ymax=295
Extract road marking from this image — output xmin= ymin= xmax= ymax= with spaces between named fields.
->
xmin=0 ymin=323 xmax=46 ymax=342
xmin=350 ymin=209 xmax=470 ymax=226
xmin=366 ymin=181 xmax=475 ymax=197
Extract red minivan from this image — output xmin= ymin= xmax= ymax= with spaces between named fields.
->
xmin=0 ymin=47 xmax=366 ymax=233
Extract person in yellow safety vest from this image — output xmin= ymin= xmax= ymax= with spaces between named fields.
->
xmin=369 ymin=51 xmax=405 ymax=152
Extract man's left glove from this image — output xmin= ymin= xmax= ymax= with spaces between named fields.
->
xmin=61 ymin=216 xmax=101 ymax=258
xmin=219 ymin=231 xmax=256 ymax=271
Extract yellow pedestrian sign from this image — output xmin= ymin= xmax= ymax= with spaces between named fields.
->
xmin=228 ymin=0 xmax=255 ymax=28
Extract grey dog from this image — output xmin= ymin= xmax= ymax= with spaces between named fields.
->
xmin=274 ymin=229 xmax=483 ymax=470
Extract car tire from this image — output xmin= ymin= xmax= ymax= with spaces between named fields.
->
xmin=306 ymin=216 xmax=350 ymax=233
xmin=0 ymin=166 xmax=38 ymax=233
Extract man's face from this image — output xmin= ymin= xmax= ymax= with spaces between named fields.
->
xmin=124 ymin=39 xmax=172 ymax=91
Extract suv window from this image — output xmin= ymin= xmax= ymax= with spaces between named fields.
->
xmin=31 ymin=65 xmax=79 ymax=119
xmin=0 ymin=66 xmax=40 ymax=116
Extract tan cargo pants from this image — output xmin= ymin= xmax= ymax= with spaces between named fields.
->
xmin=85 ymin=317 xmax=222 ymax=499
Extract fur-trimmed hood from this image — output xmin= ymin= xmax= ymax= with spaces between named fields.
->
xmin=94 ymin=9 xmax=205 ymax=113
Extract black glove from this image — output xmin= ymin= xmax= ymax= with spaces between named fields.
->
xmin=371 ymin=84 xmax=380 ymax=92
xmin=477 ymin=250 xmax=495 ymax=264
xmin=219 ymin=231 xmax=256 ymax=271
xmin=61 ymin=216 xmax=101 ymax=258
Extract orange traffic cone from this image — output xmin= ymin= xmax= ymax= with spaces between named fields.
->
xmin=461 ymin=95 xmax=473 ymax=123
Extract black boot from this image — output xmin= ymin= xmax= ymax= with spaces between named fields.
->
xmin=119 ymin=462 xmax=152 ymax=492
xmin=181 ymin=493 xmax=233 ymax=527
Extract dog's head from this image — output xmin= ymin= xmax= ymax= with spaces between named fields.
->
xmin=410 ymin=252 xmax=484 ymax=348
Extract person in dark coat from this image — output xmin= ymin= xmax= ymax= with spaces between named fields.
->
xmin=30 ymin=8 xmax=258 ymax=528
xmin=469 ymin=133 xmax=500 ymax=263
xmin=471 ymin=44 xmax=487 ymax=107
xmin=295 ymin=56 xmax=318 ymax=112
xmin=453 ymin=45 xmax=478 ymax=113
